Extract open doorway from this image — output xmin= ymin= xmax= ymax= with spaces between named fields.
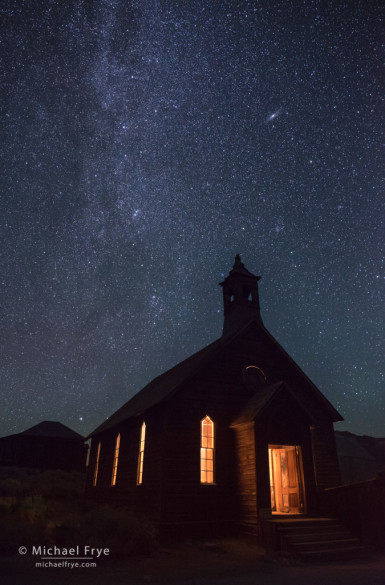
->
xmin=269 ymin=445 xmax=305 ymax=514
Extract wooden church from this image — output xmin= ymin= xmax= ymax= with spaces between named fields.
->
xmin=87 ymin=255 xmax=342 ymax=536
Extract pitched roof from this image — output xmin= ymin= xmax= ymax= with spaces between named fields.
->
xmin=230 ymin=381 xmax=284 ymax=426
xmin=230 ymin=381 xmax=317 ymax=426
xmin=20 ymin=421 xmax=84 ymax=440
xmin=89 ymin=337 xmax=224 ymax=436
xmin=89 ymin=317 xmax=342 ymax=437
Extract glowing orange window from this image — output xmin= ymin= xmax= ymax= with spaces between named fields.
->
xmin=93 ymin=441 xmax=101 ymax=487
xmin=200 ymin=416 xmax=215 ymax=484
xmin=136 ymin=422 xmax=146 ymax=485
xmin=111 ymin=433 xmax=120 ymax=486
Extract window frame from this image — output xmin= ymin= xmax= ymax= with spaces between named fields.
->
xmin=136 ymin=422 xmax=146 ymax=485
xmin=200 ymin=415 xmax=215 ymax=485
xmin=93 ymin=441 xmax=101 ymax=487
xmin=111 ymin=433 xmax=120 ymax=486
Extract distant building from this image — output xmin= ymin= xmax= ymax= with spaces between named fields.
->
xmin=87 ymin=255 xmax=343 ymax=536
xmin=0 ymin=421 xmax=86 ymax=471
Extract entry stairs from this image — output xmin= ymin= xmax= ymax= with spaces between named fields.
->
xmin=271 ymin=517 xmax=368 ymax=561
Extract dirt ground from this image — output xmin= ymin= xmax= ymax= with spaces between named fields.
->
xmin=1 ymin=537 xmax=384 ymax=585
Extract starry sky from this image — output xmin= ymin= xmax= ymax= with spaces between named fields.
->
xmin=1 ymin=0 xmax=384 ymax=439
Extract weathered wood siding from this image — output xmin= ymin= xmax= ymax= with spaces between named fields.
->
xmin=86 ymin=410 xmax=166 ymax=522
xmin=156 ymin=364 xmax=245 ymax=533
xmin=311 ymin=423 xmax=341 ymax=489
xmin=233 ymin=422 xmax=257 ymax=533
xmin=324 ymin=475 xmax=385 ymax=545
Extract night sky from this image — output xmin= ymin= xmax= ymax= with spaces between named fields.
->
xmin=1 ymin=0 xmax=384 ymax=439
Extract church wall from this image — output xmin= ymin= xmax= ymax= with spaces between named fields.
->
xmin=232 ymin=422 xmax=258 ymax=533
xmin=156 ymin=367 xmax=244 ymax=533
xmin=86 ymin=411 xmax=166 ymax=522
xmin=230 ymin=323 xmax=339 ymax=428
xmin=311 ymin=423 xmax=341 ymax=490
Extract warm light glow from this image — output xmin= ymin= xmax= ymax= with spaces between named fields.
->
xmin=200 ymin=415 xmax=214 ymax=484
xmin=111 ymin=433 xmax=120 ymax=486
xmin=269 ymin=445 xmax=305 ymax=514
xmin=93 ymin=441 xmax=101 ymax=487
xmin=136 ymin=422 xmax=146 ymax=485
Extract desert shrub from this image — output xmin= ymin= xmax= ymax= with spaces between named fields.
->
xmin=0 ymin=483 xmax=50 ymax=552
xmin=84 ymin=506 xmax=156 ymax=557
xmin=17 ymin=495 xmax=48 ymax=523
xmin=51 ymin=515 xmax=81 ymax=547
xmin=0 ymin=467 xmax=85 ymax=499
xmin=0 ymin=497 xmax=13 ymax=515
xmin=53 ymin=505 xmax=156 ymax=558
xmin=30 ymin=470 xmax=85 ymax=499
xmin=0 ymin=477 xmax=26 ymax=497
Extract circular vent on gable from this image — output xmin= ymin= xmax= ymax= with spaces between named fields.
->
xmin=242 ymin=365 xmax=267 ymax=390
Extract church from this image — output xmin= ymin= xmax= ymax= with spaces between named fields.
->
xmin=87 ymin=255 xmax=342 ymax=537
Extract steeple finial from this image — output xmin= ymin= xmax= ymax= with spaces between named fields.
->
xmin=229 ymin=253 xmax=258 ymax=277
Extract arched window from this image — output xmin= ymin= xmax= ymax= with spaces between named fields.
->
xmin=136 ymin=422 xmax=146 ymax=485
xmin=93 ymin=441 xmax=101 ymax=487
xmin=200 ymin=416 xmax=215 ymax=484
xmin=111 ymin=433 xmax=120 ymax=486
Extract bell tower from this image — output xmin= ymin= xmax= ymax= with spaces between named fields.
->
xmin=219 ymin=254 xmax=262 ymax=337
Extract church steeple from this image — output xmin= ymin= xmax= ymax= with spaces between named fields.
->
xmin=219 ymin=254 xmax=262 ymax=337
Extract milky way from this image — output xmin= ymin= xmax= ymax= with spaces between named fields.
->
xmin=1 ymin=0 xmax=384 ymax=437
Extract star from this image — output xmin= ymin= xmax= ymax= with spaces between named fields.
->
xmin=0 ymin=0 xmax=383 ymax=439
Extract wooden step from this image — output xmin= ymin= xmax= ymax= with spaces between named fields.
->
xmin=274 ymin=517 xmax=368 ymax=561
xmin=283 ymin=530 xmax=352 ymax=543
xmin=279 ymin=523 xmax=343 ymax=536
xmin=291 ymin=538 xmax=360 ymax=551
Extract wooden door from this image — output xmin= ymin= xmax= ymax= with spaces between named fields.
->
xmin=269 ymin=445 xmax=304 ymax=514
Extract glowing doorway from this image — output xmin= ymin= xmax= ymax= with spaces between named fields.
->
xmin=269 ymin=445 xmax=305 ymax=514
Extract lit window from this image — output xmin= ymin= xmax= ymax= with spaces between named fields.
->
xmin=93 ymin=441 xmax=101 ymax=487
xmin=136 ymin=422 xmax=146 ymax=485
xmin=200 ymin=416 xmax=215 ymax=484
xmin=111 ymin=433 xmax=120 ymax=486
